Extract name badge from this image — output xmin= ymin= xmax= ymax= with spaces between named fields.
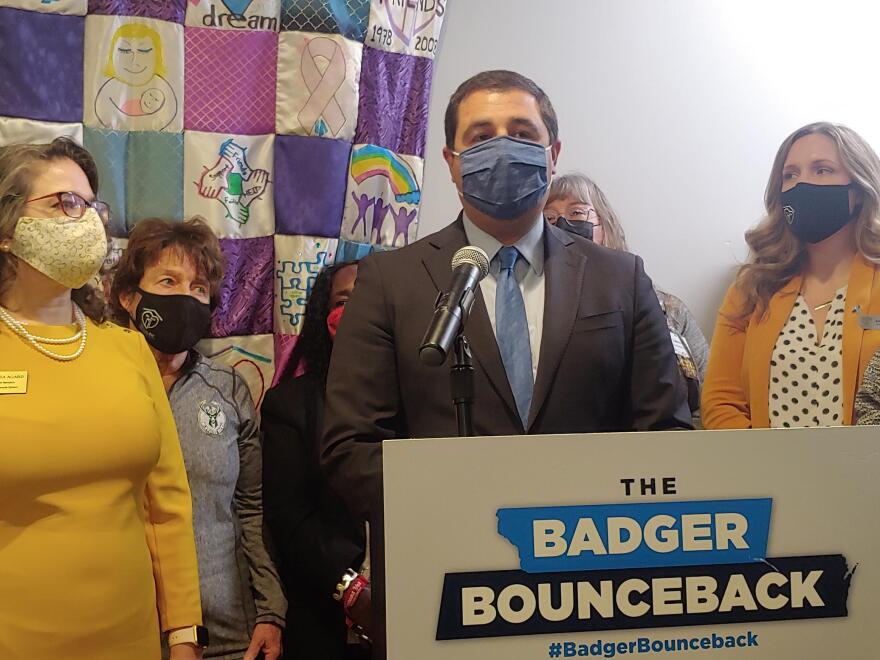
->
xmin=0 ymin=371 xmax=28 ymax=394
xmin=858 ymin=314 xmax=880 ymax=331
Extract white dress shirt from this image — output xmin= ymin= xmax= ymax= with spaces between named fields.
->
xmin=462 ymin=213 xmax=546 ymax=380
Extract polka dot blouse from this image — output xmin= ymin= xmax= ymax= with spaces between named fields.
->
xmin=769 ymin=288 xmax=846 ymax=428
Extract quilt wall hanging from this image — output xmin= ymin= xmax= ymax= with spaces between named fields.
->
xmin=0 ymin=0 xmax=448 ymax=406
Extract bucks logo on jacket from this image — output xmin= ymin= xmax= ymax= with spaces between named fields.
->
xmin=198 ymin=400 xmax=226 ymax=436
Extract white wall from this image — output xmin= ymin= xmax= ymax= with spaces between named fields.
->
xmin=419 ymin=0 xmax=880 ymax=336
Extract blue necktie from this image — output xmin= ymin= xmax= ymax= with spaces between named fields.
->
xmin=494 ymin=246 xmax=533 ymax=428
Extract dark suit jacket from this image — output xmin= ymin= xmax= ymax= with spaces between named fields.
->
xmin=321 ymin=217 xmax=691 ymax=657
xmin=261 ymin=373 xmax=366 ymax=660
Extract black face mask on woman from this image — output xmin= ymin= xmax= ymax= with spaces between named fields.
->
xmin=132 ymin=288 xmax=212 ymax=355
xmin=554 ymin=216 xmax=595 ymax=241
xmin=781 ymin=182 xmax=861 ymax=244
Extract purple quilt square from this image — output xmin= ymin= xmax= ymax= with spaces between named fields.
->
xmin=0 ymin=8 xmax=84 ymax=123
xmin=274 ymin=135 xmax=351 ymax=237
xmin=89 ymin=0 xmax=187 ymax=22
xmin=272 ymin=334 xmax=302 ymax=386
xmin=185 ymin=28 xmax=278 ymax=135
xmin=212 ymin=236 xmax=275 ymax=337
xmin=354 ymin=46 xmax=433 ymax=158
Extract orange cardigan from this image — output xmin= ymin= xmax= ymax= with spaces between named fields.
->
xmin=702 ymin=255 xmax=880 ymax=429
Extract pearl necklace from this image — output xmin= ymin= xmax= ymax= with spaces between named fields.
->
xmin=0 ymin=304 xmax=88 ymax=362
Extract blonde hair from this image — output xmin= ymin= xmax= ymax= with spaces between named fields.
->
xmin=104 ymin=23 xmax=166 ymax=79
xmin=0 ymin=138 xmax=107 ymax=323
xmin=733 ymin=122 xmax=880 ymax=319
xmin=547 ymin=172 xmax=629 ymax=251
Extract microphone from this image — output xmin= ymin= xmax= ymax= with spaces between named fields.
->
xmin=419 ymin=245 xmax=490 ymax=366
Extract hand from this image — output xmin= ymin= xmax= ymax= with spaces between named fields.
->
xmin=244 ymin=622 xmax=283 ymax=660
xmin=169 ymin=643 xmax=203 ymax=660
xmin=242 ymin=169 xmax=269 ymax=206
xmin=198 ymin=157 xmax=231 ymax=198
xmin=347 ymin=584 xmax=372 ymax=639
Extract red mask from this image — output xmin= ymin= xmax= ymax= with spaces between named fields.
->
xmin=327 ymin=305 xmax=344 ymax=340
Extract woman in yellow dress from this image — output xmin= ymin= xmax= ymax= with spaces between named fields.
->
xmin=0 ymin=138 xmax=205 ymax=660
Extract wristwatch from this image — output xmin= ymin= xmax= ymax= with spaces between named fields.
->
xmin=333 ymin=568 xmax=359 ymax=602
xmin=168 ymin=625 xmax=210 ymax=648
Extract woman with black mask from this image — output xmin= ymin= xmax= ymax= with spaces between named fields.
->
xmin=703 ymin=122 xmax=880 ymax=429
xmin=261 ymin=260 xmax=371 ymax=660
xmin=111 ymin=217 xmax=287 ymax=660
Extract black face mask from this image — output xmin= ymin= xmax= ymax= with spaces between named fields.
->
xmin=781 ymin=182 xmax=860 ymax=244
xmin=133 ymin=288 xmax=212 ymax=355
xmin=554 ymin=217 xmax=594 ymax=241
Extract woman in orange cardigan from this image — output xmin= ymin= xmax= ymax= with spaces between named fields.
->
xmin=703 ymin=122 xmax=880 ymax=429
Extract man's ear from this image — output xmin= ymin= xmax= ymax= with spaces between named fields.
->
xmin=443 ymin=145 xmax=463 ymax=189
xmin=443 ymin=145 xmax=456 ymax=174
xmin=550 ymin=140 xmax=562 ymax=176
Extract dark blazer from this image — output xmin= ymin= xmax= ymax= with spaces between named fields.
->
xmin=321 ymin=217 xmax=691 ymax=657
xmin=261 ymin=372 xmax=366 ymax=660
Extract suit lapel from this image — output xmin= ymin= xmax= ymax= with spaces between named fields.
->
xmin=421 ymin=216 xmax=519 ymax=423
xmin=528 ymin=225 xmax=584 ymax=429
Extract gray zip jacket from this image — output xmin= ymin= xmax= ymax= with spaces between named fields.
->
xmin=166 ymin=353 xmax=286 ymax=659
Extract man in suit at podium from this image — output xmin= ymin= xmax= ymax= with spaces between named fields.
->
xmin=321 ymin=70 xmax=692 ymax=657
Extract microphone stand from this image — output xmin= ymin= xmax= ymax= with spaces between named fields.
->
xmin=450 ymin=331 xmax=475 ymax=437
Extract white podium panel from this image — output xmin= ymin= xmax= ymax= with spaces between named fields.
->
xmin=383 ymin=427 xmax=880 ymax=659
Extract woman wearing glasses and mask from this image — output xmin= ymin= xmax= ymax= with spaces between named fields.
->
xmin=0 ymin=139 xmax=204 ymax=660
xmin=703 ymin=122 xmax=880 ymax=429
xmin=544 ymin=172 xmax=709 ymax=424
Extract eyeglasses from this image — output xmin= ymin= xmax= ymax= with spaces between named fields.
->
xmin=25 ymin=191 xmax=111 ymax=225
xmin=546 ymin=208 xmax=601 ymax=226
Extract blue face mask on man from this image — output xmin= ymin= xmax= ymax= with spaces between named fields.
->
xmin=452 ymin=136 xmax=553 ymax=220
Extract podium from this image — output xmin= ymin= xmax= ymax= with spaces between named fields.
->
xmin=383 ymin=427 xmax=880 ymax=659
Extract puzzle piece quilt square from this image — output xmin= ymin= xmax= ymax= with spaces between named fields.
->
xmin=185 ymin=0 xmax=281 ymax=31
xmin=0 ymin=116 xmax=83 ymax=146
xmin=276 ymin=31 xmax=361 ymax=141
xmin=355 ymin=45 xmax=432 ymax=157
xmin=196 ymin=333 xmax=275 ymax=408
xmin=273 ymin=233 xmax=337 ymax=334
xmin=185 ymin=27 xmax=278 ymax=135
xmin=336 ymin=237 xmax=389 ymax=263
xmin=84 ymin=127 xmax=184 ymax=236
xmin=184 ymin=130 xmax=275 ymax=239
xmin=273 ymin=134 xmax=350 ymax=237
xmin=83 ymin=15 xmax=184 ymax=132
xmin=212 ymin=235 xmax=275 ymax=338
xmin=340 ymin=144 xmax=421 ymax=247
xmin=280 ymin=0 xmax=370 ymax=41
xmin=88 ymin=0 xmax=186 ymax=22
xmin=364 ymin=0 xmax=446 ymax=59
xmin=0 ymin=0 xmax=87 ymax=15
xmin=0 ymin=8 xmax=84 ymax=123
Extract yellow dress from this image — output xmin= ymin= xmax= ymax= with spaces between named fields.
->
xmin=0 ymin=318 xmax=202 ymax=660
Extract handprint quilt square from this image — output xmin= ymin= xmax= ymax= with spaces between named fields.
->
xmin=185 ymin=130 xmax=275 ymax=239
